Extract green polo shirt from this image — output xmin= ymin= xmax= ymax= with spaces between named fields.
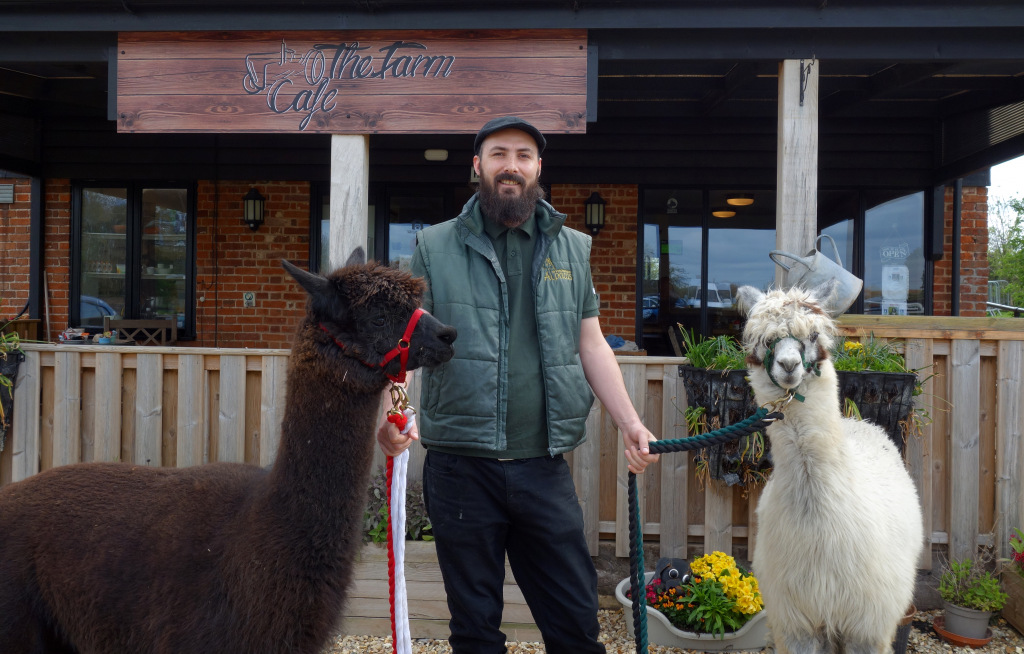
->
xmin=482 ymin=210 xmax=549 ymax=457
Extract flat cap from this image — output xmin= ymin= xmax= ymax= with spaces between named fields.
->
xmin=473 ymin=116 xmax=546 ymax=155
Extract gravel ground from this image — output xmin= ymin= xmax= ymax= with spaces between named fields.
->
xmin=325 ymin=608 xmax=1024 ymax=654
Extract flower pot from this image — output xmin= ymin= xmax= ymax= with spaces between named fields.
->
xmin=1001 ymin=570 xmax=1024 ymax=634
xmin=940 ymin=601 xmax=992 ymax=640
xmin=615 ymin=573 xmax=769 ymax=651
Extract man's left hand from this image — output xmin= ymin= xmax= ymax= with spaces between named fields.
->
xmin=622 ymin=424 xmax=659 ymax=474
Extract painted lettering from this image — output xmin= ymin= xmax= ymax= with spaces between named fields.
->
xmin=243 ymin=38 xmax=457 ymax=130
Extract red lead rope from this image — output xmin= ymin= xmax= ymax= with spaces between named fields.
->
xmin=319 ymin=308 xmax=425 ymax=383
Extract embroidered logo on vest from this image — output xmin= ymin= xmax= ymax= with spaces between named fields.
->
xmin=542 ymin=258 xmax=573 ymax=281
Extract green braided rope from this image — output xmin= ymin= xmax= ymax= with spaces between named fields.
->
xmin=627 ymin=405 xmax=784 ymax=654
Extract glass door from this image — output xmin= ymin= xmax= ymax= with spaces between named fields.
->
xmin=79 ymin=188 xmax=129 ymax=329
xmin=139 ymin=188 xmax=189 ymax=329
xmin=73 ymin=183 xmax=194 ymax=337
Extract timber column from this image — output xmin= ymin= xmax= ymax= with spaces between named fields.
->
xmin=329 ymin=134 xmax=370 ymax=271
xmin=775 ymin=59 xmax=819 ymax=288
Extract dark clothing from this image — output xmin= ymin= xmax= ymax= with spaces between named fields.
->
xmin=423 ymin=451 xmax=605 ymax=654
xmin=413 ymin=192 xmax=606 ymax=652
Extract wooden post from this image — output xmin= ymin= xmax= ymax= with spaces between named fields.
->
xmin=329 ymin=134 xmax=370 ymax=271
xmin=775 ymin=59 xmax=819 ymax=287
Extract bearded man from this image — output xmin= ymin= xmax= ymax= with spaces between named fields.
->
xmin=376 ymin=116 xmax=658 ymax=654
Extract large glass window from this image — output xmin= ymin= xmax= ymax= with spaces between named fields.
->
xmin=640 ymin=189 xmax=774 ymax=354
xmin=641 ymin=190 xmax=702 ymax=355
xmin=73 ymin=184 xmax=194 ymax=337
xmin=865 ymin=192 xmax=925 ymax=314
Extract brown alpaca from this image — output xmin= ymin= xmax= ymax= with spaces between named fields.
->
xmin=0 ymin=248 xmax=456 ymax=654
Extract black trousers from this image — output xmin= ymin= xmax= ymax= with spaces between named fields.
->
xmin=423 ymin=450 xmax=606 ymax=654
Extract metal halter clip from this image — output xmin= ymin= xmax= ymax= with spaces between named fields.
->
xmin=389 ymin=383 xmax=411 ymax=413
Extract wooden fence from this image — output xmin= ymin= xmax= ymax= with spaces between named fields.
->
xmin=2 ymin=315 xmax=1022 ymax=571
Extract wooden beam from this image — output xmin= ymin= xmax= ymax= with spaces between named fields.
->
xmin=775 ymin=58 xmax=818 ymax=287
xmin=329 ymin=134 xmax=370 ymax=269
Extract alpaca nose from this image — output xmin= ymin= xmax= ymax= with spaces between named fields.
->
xmin=780 ymin=358 xmax=799 ymax=373
xmin=439 ymin=326 xmax=457 ymax=345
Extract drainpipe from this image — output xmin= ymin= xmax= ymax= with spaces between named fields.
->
xmin=952 ymin=179 xmax=962 ymax=316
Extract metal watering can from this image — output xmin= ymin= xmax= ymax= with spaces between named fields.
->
xmin=769 ymin=234 xmax=863 ymax=315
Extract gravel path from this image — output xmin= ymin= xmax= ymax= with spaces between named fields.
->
xmin=325 ymin=608 xmax=1024 ymax=654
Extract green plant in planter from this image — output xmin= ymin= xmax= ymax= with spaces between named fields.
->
xmin=0 ymin=317 xmax=25 ymax=452
xmin=939 ymin=558 xmax=1008 ymax=612
xmin=363 ymin=464 xmax=433 ymax=544
xmin=679 ymin=328 xmax=747 ymax=370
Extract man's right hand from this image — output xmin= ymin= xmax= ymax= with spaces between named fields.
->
xmin=376 ymin=414 xmax=419 ymax=457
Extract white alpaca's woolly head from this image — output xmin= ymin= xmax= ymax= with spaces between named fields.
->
xmin=735 ymin=282 xmax=839 ymax=391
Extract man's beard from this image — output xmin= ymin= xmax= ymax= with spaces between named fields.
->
xmin=479 ymin=172 xmax=546 ymax=228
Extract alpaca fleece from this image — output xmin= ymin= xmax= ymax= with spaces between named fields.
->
xmin=737 ymin=281 xmax=923 ymax=654
xmin=0 ymin=248 xmax=456 ymax=654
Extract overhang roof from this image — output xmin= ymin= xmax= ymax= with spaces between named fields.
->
xmin=1 ymin=1 xmax=1023 ymax=186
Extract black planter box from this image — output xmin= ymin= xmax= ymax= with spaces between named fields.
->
xmin=678 ymin=365 xmax=917 ymax=485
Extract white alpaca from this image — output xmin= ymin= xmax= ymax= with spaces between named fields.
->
xmin=736 ymin=281 xmax=923 ymax=654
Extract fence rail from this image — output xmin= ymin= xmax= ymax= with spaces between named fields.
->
xmin=2 ymin=315 xmax=1022 ymax=569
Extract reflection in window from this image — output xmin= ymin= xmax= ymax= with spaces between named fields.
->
xmin=865 ymin=193 xmax=924 ymax=314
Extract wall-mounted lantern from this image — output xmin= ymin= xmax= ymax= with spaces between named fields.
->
xmin=584 ymin=191 xmax=606 ymax=236
xmin=242 ymin=187 xmax=266 ymax=231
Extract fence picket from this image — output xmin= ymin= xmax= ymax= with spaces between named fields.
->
xmin=10 ymin=351 xmax=41 ymax=482
xmin=995 ymin=340 xmax=1023 ymax=560
xmin=218 ymin=356 xmax=246 ymax=463
xmin=950 ymin=339 xmax=981 ymax=563
xmin=52 ymin=350 xmax=81 ymax=467
xmin=176 ymin=354 xmax=207 ymax=467
xmin=93 ymin=351 xmax=122 ymax=462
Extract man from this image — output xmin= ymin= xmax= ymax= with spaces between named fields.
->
xmin=377 ymin=116 xmax=658 ymax=653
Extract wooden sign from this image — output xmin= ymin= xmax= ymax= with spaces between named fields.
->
xmin=116 ymin=30 xmax=587 ymax=134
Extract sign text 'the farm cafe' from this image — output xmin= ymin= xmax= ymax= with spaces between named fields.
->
xmin=116 ymin=31 xmax=588 ymax=135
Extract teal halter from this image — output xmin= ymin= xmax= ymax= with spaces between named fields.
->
xmin=762 ymin=335 xmax=822 ymax=400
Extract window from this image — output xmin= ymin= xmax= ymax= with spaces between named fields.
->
xmin=640 ymin=189 xmax=775 ymax=355
xmin=72 ymin=183 xmax=195 ymax=337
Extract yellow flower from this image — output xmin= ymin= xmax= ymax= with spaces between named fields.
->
xmin=844 ymin=341 xmax=864 ymax=353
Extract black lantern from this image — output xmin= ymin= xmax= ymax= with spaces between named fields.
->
xmin=584 ymin=191 xmax=606 ymax=236
xmin=242 ymin=187 xmax=265 ymax=231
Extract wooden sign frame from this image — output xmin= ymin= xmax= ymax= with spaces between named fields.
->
xmin=116 ymin=30 xmax=588 ymax=135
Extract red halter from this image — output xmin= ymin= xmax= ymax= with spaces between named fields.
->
xmin=320 ymin=308 xmax=425 ymax=383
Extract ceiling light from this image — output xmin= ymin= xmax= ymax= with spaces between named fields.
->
xmin=726 ymin=193 xmax=754 ymax=206
xmin=712 ymin=207 xmax=736 ymax=218
xmin=424 ymin=149 xmax=448 ymax=161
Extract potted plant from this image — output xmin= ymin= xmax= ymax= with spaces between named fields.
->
xmin=935 ymin=557 xmax=1007 ymax=644
xmin=1000 ymin=528 xmax=1024 ymax=633
xmin=615 ymin=551 xmax=768 ymax=650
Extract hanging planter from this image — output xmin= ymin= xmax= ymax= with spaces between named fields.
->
xmin=678 ymin=365 xmax=768 ymax=487
xmin=835 ymin=370 xmax=917 ymax=453
xmin=677 ymin=365 xmax=918 ymax=486
xmin=0 ymin=350 xmax=24 ymax=453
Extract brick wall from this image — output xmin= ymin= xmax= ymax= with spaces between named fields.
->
xmin=0 ymin=178 xmax=32 ymax=320
xmin=550 ymin=184 xmax=640 ymax=343
xmin=194 ymin=181 xmax=312 ymax=349
xmin=933 ymin=185 xmax=989 ymax=316
xmin=44 ymin=179 xmax=72 ymax=337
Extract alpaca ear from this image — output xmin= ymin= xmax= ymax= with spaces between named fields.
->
xmin=735 ymin=285 xmax=765 ymax=317
xmin=808 ymin=279 xmax=841 ymax=315
xmin=282 ymin=260 xmax=331 ymax=298
xmin=345 ymin=247 xmax=366 ymax=268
